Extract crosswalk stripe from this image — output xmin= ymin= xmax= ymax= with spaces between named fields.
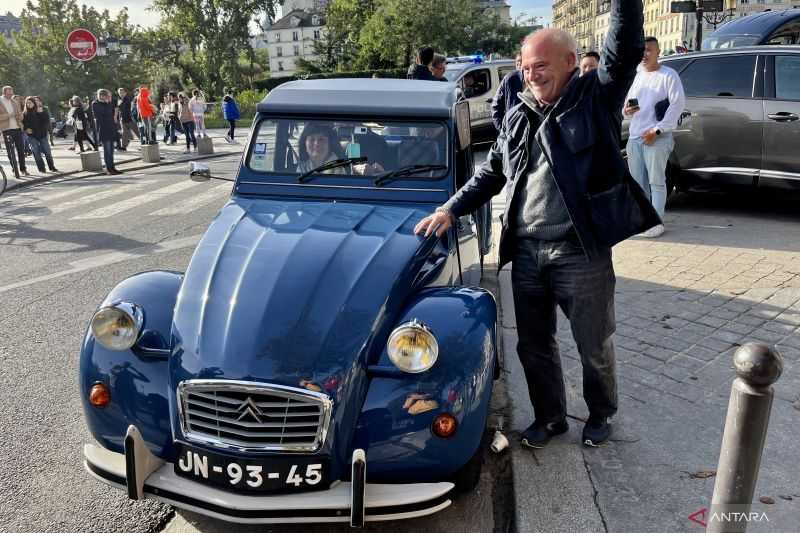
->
xmin=72 ymin=180 xmax=203 ymax=219
xmin=149 ymin=183 xmax=232 ymax=216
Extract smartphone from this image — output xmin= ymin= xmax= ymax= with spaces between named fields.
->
xmin=627 ymin=98 xmax=639 ymax=109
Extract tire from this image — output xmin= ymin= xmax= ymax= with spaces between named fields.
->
xmin=451 ymin=432 xmax=487 ymax=493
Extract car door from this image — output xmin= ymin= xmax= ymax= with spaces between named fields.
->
xmin=673 ymin=53 xmax=764 ymax=188
xmin=760 ymin=53 xmax=800 ymax=188
xmin=458 ymin=67 xmax=493 ymax=132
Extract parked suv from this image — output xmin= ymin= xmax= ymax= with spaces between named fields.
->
xmin=626 ymin=46 xmax=800 ymax=195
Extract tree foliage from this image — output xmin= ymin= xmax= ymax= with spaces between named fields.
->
xmin=314 ymin=0 xmax=531 ymax=72
xmin=0 ymin=0 xmax=144 ymax=111
xmin=150 ymin=0 xmax=280 ymax=97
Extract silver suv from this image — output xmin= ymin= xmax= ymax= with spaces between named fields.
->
xmin=630 ymin=46 xmax=800 ymax=195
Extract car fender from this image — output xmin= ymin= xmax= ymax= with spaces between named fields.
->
xmin=79 ymin=270 xmax=183 ymax=457
xmin=353 ymin=286 xmax=497 ymax=482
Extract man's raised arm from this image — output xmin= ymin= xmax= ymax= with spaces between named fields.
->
xmin=598 ymin=0 xmax=645 ymax=109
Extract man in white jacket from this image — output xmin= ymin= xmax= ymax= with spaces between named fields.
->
xmin=623 ymin=36 xmax=686 ymax=238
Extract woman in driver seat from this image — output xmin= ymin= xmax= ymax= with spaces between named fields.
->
xmin=297 ymin=123 xmax=346 ymax=174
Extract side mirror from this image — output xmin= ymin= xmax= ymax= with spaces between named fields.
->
xmin=188 ymin=162 xmax=211 ymax=182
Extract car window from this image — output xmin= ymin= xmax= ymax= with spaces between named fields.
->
xmin=460 ymin=68 xmax=491 ymax=98
xmin=247 ymin=118 xmax=448 ymax=179
xmin=679 ymin=55 xmax=756 ymax=98
xmin=662 ymin=58 xmax=691 ymax=74
xmin=497 ymin=66 xmax=517 ymax=81
xmin=765 ymin=21 xmax=800 ymax=45
xmin=775 ymin=55 xmax=800 ymax=101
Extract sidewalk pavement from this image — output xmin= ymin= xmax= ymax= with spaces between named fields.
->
xmin=2 ymin=128 xmax=244 ymax=192
xmin=499 ymin=204 xmax=800 ymax=532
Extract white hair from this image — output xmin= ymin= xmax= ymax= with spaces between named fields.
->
xmin=522 ymin=28 xmax=578 ymax=59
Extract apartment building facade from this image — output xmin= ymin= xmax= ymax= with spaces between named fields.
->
xmin=554 ymin=0 xmax=779 ymax=55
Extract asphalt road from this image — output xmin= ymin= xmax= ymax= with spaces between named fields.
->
xmin=0 ymin=152 xmax=513 ymax=533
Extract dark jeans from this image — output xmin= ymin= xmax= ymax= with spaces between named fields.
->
xmin=183 ymin=121 xmax=196 ymax=148
xmin=101 ymin=140 xmax=116 ymax=170
xmin=227 ymin=119 xmax=236 ymax=139
xmin=2 ymin=128 xmax=27 ymax=174
xmin=28 ymin=136 xmax=56 ymax=171
xmin=511 ymin=237 xmax=618 ymax=423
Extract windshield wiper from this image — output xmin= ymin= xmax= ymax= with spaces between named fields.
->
xmin=297 ymin=157 xmax=367 ymax=183
xmin=373 ymin=164 xmax=448 ymax=187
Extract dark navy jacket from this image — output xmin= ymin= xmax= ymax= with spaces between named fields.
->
xmin=443 ymin=0 xmax=659 ymax=266
xmin=491 ymin=70 xmax=523 ymax=132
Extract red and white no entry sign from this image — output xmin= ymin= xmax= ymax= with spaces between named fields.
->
xmin=65 ymin=28 xmax=98 ymax=62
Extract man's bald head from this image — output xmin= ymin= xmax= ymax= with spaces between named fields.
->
xmin=520 ymin=29 xmax=579 ymax=106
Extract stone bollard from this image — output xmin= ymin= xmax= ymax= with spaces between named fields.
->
xmin=80 ymin=151 xmax=103 ymax=172
xmin=707 ymin=343 xmax=783 ymax=533
xmin=197 ymin=136 xmax=214 ymax=155
xmin=141 ymin=143 xmax=160 ymax=163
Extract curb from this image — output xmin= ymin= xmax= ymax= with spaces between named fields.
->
xmin=5 ymin=150 xmax=240 ymax=193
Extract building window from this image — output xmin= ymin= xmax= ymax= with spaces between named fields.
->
xmin=312 ymin=15 xmax=319 ymax=25
xmin=276 ymin=33 xmax=281 ymax=42
xmin=277 ymin=46 xmax=282 ymax=57
xmin=313 ymin=29 xmax=321 ymax=39
xmin=293 ymin=31 xmax=299 ymax=41
xmin=278 ymin=61 xmax=284 ymax=71
xmin=293 ymin=44 xmax=300 ymax=56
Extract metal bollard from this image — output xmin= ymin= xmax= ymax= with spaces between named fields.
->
xmin=707 ymin=343 xmax=783 ymax=533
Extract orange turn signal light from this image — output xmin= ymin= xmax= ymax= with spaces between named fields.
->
xmin=431 ymin=413 xmax=458 ymax=439
xmin=89 ymin=383 xmax=110 ymax=408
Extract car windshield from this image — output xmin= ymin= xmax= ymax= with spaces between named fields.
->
xmin=247 ymin=118 xmax=449 ymax=183
xmin=702 ymin=33 xmax=761 ymax=50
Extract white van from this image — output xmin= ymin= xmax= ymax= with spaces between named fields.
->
xmin=444 ymin=58 xmax=516 ymax=141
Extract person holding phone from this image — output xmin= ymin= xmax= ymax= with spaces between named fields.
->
xmin=623 ymin=36 xmax=686 ymax=238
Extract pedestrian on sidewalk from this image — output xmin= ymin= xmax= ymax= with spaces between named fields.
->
xmin=430 ymin=53 xmax=448 ymax=81
xmin=35 ymin=97 xmax=55 ymax=146
xmin=85 ymin=95 xmax=99 ymax=148
xmin=415 ymin=0 xmax=659 ymax=448
xmin=92 ymin=89 xmax=123 ymax=175
xmin=189 ymin=89 xmax=207 ymax=138
xmin=117 ymin=88 xmax=139 ymax=150
xmin=0 ymin=85 xmax=28 ymax=177
xmin=22 ymin=96 xmax=58 ymax=173
xmin=580 ymin=51 xmax=600 ymax=76
xmin=222 ymin=88 xmax=240 ymax=143
xmin=112 ymin=92 xmax=123 ymax=151
xmin=407 ymin=46 xmax=436 ymax=81
xmin=167 ymin=92 xmax=183 ymax=144
xmin=178 ymin=92 xmax=197 ymax=153
xmin=14 ymin=94 xmax=33 ymax=157
xmin=491 ymin=52 xmax=523 ymax=132
xmin=623 ymin=36 xmax=686 ymax=238
xmin=136 ymin=86 xmax=156 ymax=144
xmin=68 ymin=96 xmax=97 ymax=153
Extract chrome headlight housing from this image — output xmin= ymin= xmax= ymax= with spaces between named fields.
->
xmin=386 ymin=320 xmax=439 ymax=373
xmin=90 ymin=302 xmax=144 ymax=351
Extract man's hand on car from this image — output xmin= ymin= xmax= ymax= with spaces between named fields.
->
xmin=414 ymin=210 xmax=454 ymax=237
xmin=641 ymin=128 xmax=658 ymax=145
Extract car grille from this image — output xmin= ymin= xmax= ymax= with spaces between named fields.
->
xmin=177 ymin=380 xmax=333 ymax=452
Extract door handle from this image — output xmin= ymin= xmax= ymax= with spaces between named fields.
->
xmin=767 ymin=112 xmax=799 ymax=122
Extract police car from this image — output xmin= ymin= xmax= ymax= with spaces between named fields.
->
xmin=445 ymin=55 xmax=516 ymax=141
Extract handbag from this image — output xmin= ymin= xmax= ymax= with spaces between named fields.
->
xmin=654 ymin=98 xmax=670 ymax=122
xmin=74 ymin=119 xmax=84 ymax=131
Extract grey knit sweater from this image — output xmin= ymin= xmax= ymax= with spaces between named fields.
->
xmin=513 ymin=89 xmax=573 ymax=240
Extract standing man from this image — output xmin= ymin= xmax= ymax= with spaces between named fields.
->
xmin=407 ymin=46 xmax=436 ymax=81
xmin=92 ymin=89 xmax=123 ymax=175
xmin=623 ymin=36 xmax=686 ymax=238
xmin=580 ymin=51 xmax=601 ymax=76
xmin=490 ymin=53 xmax=524 ymax=132
xmin=430 ymin=53 xmax=448 ymax=81
xmin=117 ymin=88 xmax=139 ymax=150
xmin=415 ymin=0 xmax=658 ymax=448
xmin=0 ymin=85 xmax=28 ymax=177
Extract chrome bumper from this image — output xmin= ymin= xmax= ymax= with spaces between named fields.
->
xmin=83 ymin=428 xmax=453 ymax=525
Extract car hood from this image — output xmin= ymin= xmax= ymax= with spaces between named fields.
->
xmin=169 ymin=198 xmax=444 ymax=465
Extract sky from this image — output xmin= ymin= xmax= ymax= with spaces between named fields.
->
xmin=5 ymin=0 xmax=553 ymax=29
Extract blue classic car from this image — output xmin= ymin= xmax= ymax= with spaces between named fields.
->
xmin=80 ymin=79 xmax=498 ymax=527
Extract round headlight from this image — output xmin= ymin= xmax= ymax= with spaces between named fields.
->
xmin=90 ymin=302 xmax=143 ymax=351
xmin=386 ymin=320 xmax=438 ymax=373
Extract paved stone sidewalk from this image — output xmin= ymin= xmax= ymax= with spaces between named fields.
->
xmin=502 ymin=193 xmax=800 ymax=533
xmin=2 ymin=128 xmax=242 ymax=192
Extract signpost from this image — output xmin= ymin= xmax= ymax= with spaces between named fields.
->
xmin=65 ymin=28 xmax=98 ymax=62
xmin=670 ymin=1 xmax=696 ymax=14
